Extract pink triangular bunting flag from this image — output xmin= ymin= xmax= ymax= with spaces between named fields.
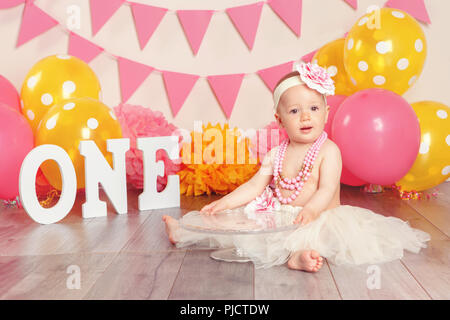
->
xmin=207 ymin=74 xmax=245 ymax=119
xmin=162 ymin=71 xmax=199 ymax=117
xmin=385 ymin=0 xmax=431 ymax=24
xmin=130 ymin=3 xmax=167 ymax=50
xmin=0 ymin=0 xmax=25 ymax=9
xmin=90 ymin=0 xmax=125 ymax=36
xmin=176 ymin=10 xmax=214 ymax=55
xmin=257 ymin=61 xmax=294 ymax=92
xmin=16 ymin=1 xmax=58 ymax=47
xmin=226 ymin=2 xmax=264 ymax=50
xmin=301 ymin=49 xmax=318 ymax=63
xmin=117 ymin=57 xmax=154 ymax=102
xmin=68 ymin=32 xmax=103 ymax=63
xmin=344 ymin=0 xmax=358 ymax=9
xmin=268 ymin=0 xmax=302 ymax=37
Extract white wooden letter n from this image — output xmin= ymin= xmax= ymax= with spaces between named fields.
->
xmin=79 ymin=138 xmax=130 ymax=218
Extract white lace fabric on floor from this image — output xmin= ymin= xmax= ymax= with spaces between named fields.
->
xmin=176 ymin=203 xmax=431 ymax=269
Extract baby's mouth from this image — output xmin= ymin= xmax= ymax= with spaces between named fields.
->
xmin=300 ymin=126 xmax=313 ymax=131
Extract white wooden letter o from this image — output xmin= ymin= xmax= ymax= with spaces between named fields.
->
xmin=19 ymin=144 xmax=77 ymax=224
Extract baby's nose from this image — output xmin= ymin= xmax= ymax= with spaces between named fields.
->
xmin=301 ymin=112 xmax=311 ymax=120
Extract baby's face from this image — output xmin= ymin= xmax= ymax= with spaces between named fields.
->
xmin=275 ymin=84 xmax=329 ymax=144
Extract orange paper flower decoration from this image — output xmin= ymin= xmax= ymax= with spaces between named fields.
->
xmin=177 ymin=123 xmax=261 ymax=196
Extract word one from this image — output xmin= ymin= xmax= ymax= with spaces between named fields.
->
xmin=19 ymin=136 xmax=180 ymax=224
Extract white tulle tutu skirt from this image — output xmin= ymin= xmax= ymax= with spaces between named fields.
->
xmin=174 ymin=204 xmax=430 ymax=269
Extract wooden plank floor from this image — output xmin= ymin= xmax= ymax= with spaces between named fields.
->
xmin=0 ymin=183 xmax=448 ymax=300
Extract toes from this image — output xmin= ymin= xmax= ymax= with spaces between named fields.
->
xmin=289 ymin=251 xmax=324 ymax=272
xmin=315 ymin=262 xmax=323 ymax=271
xmin=310 ymin=257 xmax=324 ymax=272
xmin=310 ymin=263 xmax=319 ymax=272
xmin=310 ymin=250 xmax=320 ymax=259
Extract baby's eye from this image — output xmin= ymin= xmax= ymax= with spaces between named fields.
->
xmin=311 ymin=105 xmax=319 ymax=111
xmin=290 ymin=108 xmax=298 ymax=114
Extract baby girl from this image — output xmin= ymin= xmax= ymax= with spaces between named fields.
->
xmin=163 ymin=62 xmax=430 ymax=272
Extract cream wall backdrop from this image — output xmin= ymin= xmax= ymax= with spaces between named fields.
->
xmin=0 ymin=0 xmax=449 ymax=131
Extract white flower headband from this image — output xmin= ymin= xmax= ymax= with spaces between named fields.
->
xmin=273 ymin=62 xmax=335 ymax=113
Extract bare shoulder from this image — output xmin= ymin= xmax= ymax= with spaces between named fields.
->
xmin=321 ymin=139 xmax=342 ymax=161
xmin=323 ymin=139 xmax=341 ymax=153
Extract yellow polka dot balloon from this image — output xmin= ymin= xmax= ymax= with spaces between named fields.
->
xmin=312 ymin=38 xmax=357 ymax=96
xmin=36 ymin=97 xmax=122 ymax=190
xmin=344 ymin=8 xmax=427 ymax=95
xmin=21 ymin=54 xmax=101 ymax=133
xmin=396 ymin=101 xmax=450 ymax=191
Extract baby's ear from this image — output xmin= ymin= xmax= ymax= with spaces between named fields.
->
xmin=325 ymin=105 xmax=330 ymax=123
xmin=274 ymin=113 xmax=283 ymax=127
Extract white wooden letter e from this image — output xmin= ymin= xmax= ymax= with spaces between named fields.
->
xmin=138 ymin=136 xmax=180 ymax=210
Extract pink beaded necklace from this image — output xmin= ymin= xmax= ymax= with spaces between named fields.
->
xmin=273 ymin=131 xmax=328 ymax=204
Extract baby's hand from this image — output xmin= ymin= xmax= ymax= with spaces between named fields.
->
xmin=200 ymin=198 xmax=229 ymax=215
xmin=294 ymin=209 xmax=318 ymax=226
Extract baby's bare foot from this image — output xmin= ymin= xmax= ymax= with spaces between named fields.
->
xmin=162 ymin=215 xmax=179 ymax=245
xmin=287 ymin=250 xmax=323 ymax=272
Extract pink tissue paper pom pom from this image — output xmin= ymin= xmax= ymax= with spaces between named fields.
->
xmin=250 ymin=121 xmax=288 ymax=163
xmin=113 ymin=104 xmax=182 ymax=192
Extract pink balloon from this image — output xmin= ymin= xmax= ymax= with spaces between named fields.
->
xmin=341 ymin=165 xmax=366 ymax=186
xmin=0 ymin=103 xmax=34 ymax=200
xmin=0 ymin=75 xmax=20 ymax=112
xmin=332 ymin=89 xmax=420 ymax=185
xmin=324 ymin=95 xmax=366 ymax=186
xmin=324 ymin=95 xmax=347 ymax=137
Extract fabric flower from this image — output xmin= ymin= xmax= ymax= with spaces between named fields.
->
xmin=244 ymin=186 xmax=281 ymax=213
xmin=113 ymin=104 xmax=182 ymax=191
xmin=296 ymin=62 xmax=335 ymax=96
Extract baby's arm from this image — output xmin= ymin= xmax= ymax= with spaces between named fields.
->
xmin=200 ymin=147 xmax=277 ymax=214
xmin=294 ymin=143 xmax=342 ymax=225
